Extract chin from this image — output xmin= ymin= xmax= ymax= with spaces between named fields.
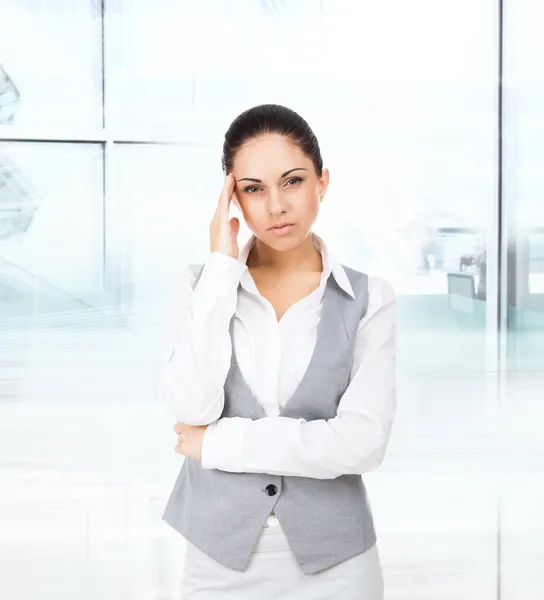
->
xmin=265 ymin=232 xmax=306 ymax=250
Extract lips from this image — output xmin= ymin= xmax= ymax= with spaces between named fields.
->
xmin=268 ymin=223 xmax=296 ymax=236
xmin=269 ymin=222 xmax=294 ymax=230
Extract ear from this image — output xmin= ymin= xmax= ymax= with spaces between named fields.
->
xmin=319 ymin=168 xmax=330 ymax=203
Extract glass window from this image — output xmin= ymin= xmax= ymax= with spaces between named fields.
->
xmin=501 ymin=2 xmax=544 ymax=598
xmin=107 ymin=0 xmax=323 ymax=137
xmin=111 ymin=143 xmax=225 ymax=310
xmin=0 ymin=142 xmax=104 ymax=321
xmin=109 ymin=3 xmax=499 ymax=596
xmin=0 ymin=2 xmax=515 ymax=599
xmin=503 ymin=0 xmax=544 ymax=365
xmin=0 ymin=1 xmax=103 ymax=129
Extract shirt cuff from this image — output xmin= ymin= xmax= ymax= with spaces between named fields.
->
xmin=201 ymin=417 xmax=249 ymax=472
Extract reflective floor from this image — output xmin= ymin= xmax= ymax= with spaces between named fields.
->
xmin=1 ymin=308 xmax=543 ymax=600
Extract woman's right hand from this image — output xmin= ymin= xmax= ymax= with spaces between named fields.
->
xmin=209 ymin=173 xmax=240 ymax=259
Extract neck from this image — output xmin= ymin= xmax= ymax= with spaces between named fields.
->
xmin=248 ymin=232 xmax=323 ymax=274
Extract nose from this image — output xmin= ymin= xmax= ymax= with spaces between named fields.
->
xmin=266 ymin=189 xmax=287 ymax=215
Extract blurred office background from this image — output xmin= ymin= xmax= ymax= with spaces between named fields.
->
xmin=1 ymin=1 xmax=543 ymax=598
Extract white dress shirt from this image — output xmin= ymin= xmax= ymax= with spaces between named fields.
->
xmin=159 ymin=233 xmax=396 ymax=481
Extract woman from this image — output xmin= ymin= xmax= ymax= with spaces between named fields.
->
xmin=159 ymin=104 xmax=396 ymax=599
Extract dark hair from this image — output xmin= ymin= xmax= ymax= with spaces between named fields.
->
xmin=221 ymin=104 xmax=323 ymax=176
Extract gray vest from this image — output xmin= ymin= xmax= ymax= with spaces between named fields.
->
xmin=162 ymin=264 xmax=377 ymax=575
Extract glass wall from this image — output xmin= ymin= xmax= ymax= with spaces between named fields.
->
xmin=0 ymin=1 xmax=103 ymax=129
xmin=1 ymin=143 xmax=104 ymax=307
xmin=0 ymin=1 xmax=541 ymax=599
xmin=501 ymin=2 xmax=544 ymax=598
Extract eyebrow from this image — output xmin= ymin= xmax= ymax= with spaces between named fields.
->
xmin=237 ymin=167 xmax=308 ymax=183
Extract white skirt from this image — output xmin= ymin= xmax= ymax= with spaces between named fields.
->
xmin=180 ymin=520 xmax=384 ymax=599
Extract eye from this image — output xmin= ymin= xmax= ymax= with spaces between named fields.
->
xmin=285 ymin=176 xmax=303 ymax=186
xmin=243 ymin=185 xmax=262 ymax=194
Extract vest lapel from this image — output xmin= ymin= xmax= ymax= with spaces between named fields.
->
xmin=226 ymin=274 xmax=350 ymax=418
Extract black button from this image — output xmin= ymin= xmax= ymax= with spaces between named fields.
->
xmin=265 ymin=484 xmax=278 ymax=496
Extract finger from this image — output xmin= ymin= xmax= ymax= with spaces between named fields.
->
xmin=218 ymin=174 xmax=235 ymax=217
xmin=230 ymin=217 xmax=240 ymax=236
xmin=226 ymin=173 xmax=236 ymax=201
xmin=230 ymin=218 xmax=239 ymax=248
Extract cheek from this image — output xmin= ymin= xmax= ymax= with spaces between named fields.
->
xmin=237 ymin=196 xmax=249 ymax=215
xmin=237 ymin=199 xmax=259 ymax=227
xmin=301 ymin=190 xmax=321 ymax=216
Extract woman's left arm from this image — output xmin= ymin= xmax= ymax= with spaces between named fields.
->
xmin=196 ymin=277 xmax=397 ymax=480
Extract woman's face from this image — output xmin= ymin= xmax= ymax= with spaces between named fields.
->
xmin=231 ymin=134 xmax=329 ymax=250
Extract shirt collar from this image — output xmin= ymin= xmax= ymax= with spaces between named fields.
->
xmin=238 ymin=232 xmax=355 ymax=299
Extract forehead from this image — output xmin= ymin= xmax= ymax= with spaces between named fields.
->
xmin=232 ymin=134 xmax=311 ymax=176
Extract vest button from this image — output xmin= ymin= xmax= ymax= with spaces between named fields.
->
xmin=265 ymin=484 xmax=278 ymax=496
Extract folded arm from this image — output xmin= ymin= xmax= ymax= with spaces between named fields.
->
xmin=201 ymin=277 xmax=397 ymax=479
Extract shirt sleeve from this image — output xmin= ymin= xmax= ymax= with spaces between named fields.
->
xmin=200 ymin=276 xmax=397 ymax=479
xmin=158 ymin=252 xmax=247 ymax=425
